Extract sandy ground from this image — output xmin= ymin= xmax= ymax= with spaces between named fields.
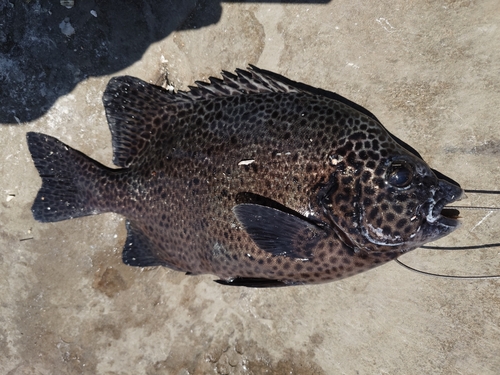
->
xmin=1 ymin=0 xmax=500 ymax=374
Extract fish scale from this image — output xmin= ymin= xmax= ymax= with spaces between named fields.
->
xmin=26 ymin=66 xmax=463 ymax=287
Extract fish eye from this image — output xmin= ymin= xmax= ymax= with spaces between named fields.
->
xmin=386 ymin=162 xmax=413 ymax=188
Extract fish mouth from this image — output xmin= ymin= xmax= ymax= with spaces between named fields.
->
xmin=426 ymin=180 xmax=464 ymax=228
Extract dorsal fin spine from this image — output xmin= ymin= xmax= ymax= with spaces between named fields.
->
xmin=102 ymin=67 xmax=329 ymax=169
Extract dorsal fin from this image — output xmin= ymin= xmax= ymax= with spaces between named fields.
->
xmin=103 ymin=66 xmax=418 ymax=169
xmin=173 ymin=66 xmax=382 ymax=126
xmin=176 ymin=66 xmax=301 ymax=101
xmin=103 ymin=76 xmax=182 ymax=167
xmin=102 ymin=68 xmax=302 ymax=168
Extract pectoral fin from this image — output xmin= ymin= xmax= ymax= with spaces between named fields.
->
xmin=232 ymin=203 xmax=327 ymax=260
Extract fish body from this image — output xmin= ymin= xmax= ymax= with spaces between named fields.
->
xmin=27 ymin=66 xmax=463 ymax=287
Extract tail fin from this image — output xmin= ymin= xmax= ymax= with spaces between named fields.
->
xmin=26 ymin=132 xmax=107 ymax=222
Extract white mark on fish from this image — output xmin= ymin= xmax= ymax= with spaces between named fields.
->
xmin=238 ymin=159 xmax=255 ymax=166
xmin=329 ymin=154 xmax=343 ymax=166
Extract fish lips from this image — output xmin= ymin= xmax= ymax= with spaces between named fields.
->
xmin=424 ymin=179 xmax=464 ymax=229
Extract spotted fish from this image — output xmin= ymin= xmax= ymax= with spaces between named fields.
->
xmin=27 ymin=66 xmax=463 ymax=287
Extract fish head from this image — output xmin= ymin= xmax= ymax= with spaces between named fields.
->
xmin=321 ymin=144 xmax=464 ymax=253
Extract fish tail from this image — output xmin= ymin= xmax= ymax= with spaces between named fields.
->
xmin=26 ymin=132 xmax=108 ymax=222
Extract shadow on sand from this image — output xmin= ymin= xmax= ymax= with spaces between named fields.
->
xmin=0 ymin=0 xmax=329 ymax=124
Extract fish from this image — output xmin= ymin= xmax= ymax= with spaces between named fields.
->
xmin=26 ymin=66 xmax=464 ymax=287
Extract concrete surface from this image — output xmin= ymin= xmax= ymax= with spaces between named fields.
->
xmin=1 ymin=0 xmax=500 ymax=374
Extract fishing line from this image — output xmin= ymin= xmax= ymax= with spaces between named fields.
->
xmin=426 ymin=188 xmax=500 ymax=249
xmin=398 ymin=188 xmax=500 ymax=278
xmin=463 ymin=189 xmax=500 ymax=195
xmin=444 ymin=189 xmax=500 ymax=211
xmin=426 ymin=189 xmax=497 ymax=252
xmin=422 ymin=243 xmax=500 ymax=250
xmin=446 ymin=205 xmax=500 ymax=211
xmin=395 ymin=259 xmax=500 ymax=279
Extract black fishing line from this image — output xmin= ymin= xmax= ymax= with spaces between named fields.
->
xmin=422 ymin=188 xmax=500 ymax=250
xmin=397 ymin=188 xmax=500 ymax=279
xmin=422 ymin=243 xmax=500 ymax=250
xmin=395 ymin=259 xmax=500 ymax=279
xmin=464 ymin=189 xmax=500 ymax=195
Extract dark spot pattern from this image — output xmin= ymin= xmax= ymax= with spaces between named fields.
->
xmin=26 ymin=66 xmax=462 ymax=288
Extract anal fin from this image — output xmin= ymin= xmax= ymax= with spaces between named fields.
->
xmin=122 ymin=220 xmax=168 ymax=267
